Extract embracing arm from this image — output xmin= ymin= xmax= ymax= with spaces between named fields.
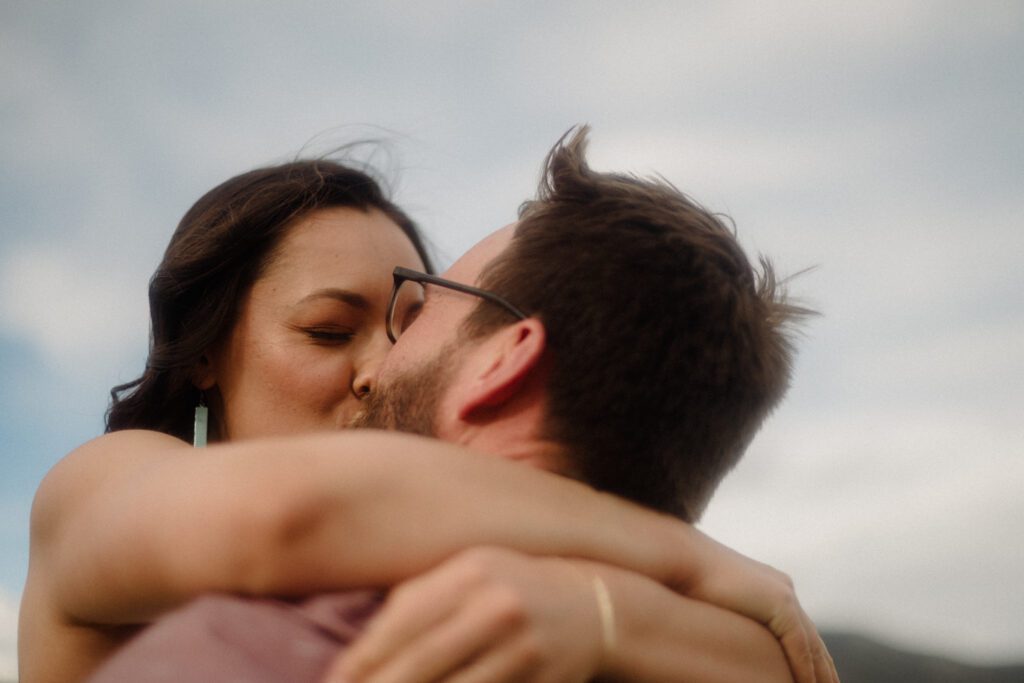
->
xmin=34 ymin=429 xmax=680 ymax=624
xmin=32 ymin=428 xmax=831 ymax=681
xmin=595 ymin=561 xmax=794 ymax=682
xmin=329 ymin=547 xmax=793 ymax=683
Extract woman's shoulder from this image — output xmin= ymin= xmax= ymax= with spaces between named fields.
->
xmin=31 ymin=430 xmax=191 ymax=542
xmin=77 ymin=428 xmax=190 ymax=453
xmin=46 ymin=429 xmax=190 ymax=488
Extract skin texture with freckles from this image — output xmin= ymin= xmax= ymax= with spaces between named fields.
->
xmin=206 ymin=207 xmax=426 ymax=440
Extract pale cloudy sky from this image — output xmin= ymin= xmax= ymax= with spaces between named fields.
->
xmin=1 ymin=1 xmax=1022 ymax=677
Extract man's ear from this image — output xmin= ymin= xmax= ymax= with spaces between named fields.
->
xmin=456 ymin=319 xmax=547 ymax=421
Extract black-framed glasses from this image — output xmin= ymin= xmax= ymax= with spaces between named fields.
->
xmin=386 ymin=266 xmax=528 ymax=343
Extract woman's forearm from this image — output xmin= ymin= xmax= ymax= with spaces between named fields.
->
xmin=237 ymin=431 xmax=691 ymax=593
xmin=245 ymin=431 xmax=817 ymax=681
xmin=47 ymin=429 xmax=690 ymax=624
xmin=329 ymin=549 xmax=794 ymax=683
xmin=587 ymin=561 xmax=793 ymax=683
xmin=47 ymin=429 xmax=825 ymax=680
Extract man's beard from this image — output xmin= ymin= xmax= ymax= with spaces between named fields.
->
xmin=348 ymin=341 xmax=459 ymax=437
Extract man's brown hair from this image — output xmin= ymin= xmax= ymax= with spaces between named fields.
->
xmin=466 ymin=127 xmax=809 ymax=521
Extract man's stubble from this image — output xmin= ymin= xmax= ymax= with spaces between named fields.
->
xmin=348 ymin=340 xmax=462 ymax=437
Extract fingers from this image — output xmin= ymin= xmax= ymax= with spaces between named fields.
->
xmin=328 ymin=548 xmax=550 ymax=683
xmin=771 ymin=604 xmax=816 ymax=683
xmin=326 ymin=563 xmax=471 ymax=681
xmin=768 ymin=578 xmax=839 ymax=683
xmin=803 ymin=611 xmax=840 ymax=683
xmin=441 ymin=641 xmax=540 ymax=683
xmin=325 ymin=547 xmax=604 ymax=683
xmin=338 ymin=587 xmax=532 ymax=683
xmin=788 ymin=590 xmax=838 ymax=683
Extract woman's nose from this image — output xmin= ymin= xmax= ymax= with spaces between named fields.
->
xmin=351 ymin=362 xmax=376 ymax=400
xmin=350 ymin=333 xmax=390 ymax=400
xmin=351 ymin=378 xmax=372 ymax=399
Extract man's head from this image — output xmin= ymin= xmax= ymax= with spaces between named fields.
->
xmin=351 ymin=226 xmax=560 ymax=465
xmin=366 ymin=127 xmax=807 ymax=522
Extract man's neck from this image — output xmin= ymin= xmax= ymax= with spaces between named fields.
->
xmin=442 ymin=405 xmax=573 ymax=477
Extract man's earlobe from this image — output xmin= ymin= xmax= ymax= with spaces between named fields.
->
xmin=457 ymin=319 xmax=547 ymax=420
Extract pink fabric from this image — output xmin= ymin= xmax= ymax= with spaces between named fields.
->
xmin=87 ymin=591 xmax=382 ymax=682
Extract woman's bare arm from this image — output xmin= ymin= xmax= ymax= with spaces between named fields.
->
xmin=330 ymin=547 xmax=793 ymax=683
xmin=31 ymin=428 xmax=831 ymax=682
xmin=34 ymin=429 xmax=677 ymax=624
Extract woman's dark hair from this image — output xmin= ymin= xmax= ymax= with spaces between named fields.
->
xmin=106 ymin=159 xmax=432 ymax=442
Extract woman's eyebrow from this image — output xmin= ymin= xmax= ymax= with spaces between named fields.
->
xmin=296 ymin=288 xmax=371 ymax=310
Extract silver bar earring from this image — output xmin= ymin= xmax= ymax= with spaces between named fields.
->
xmin=193 ymin=397 xmax=209 ymax=448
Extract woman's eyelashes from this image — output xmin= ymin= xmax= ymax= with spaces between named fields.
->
xmin=302 ymin=327 xmax=356 ymax=345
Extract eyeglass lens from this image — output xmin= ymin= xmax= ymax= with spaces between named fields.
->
xmin=388 ymin=278 xmax=425 ymax=341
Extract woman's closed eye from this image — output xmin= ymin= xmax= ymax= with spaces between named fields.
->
xmin=303 ymin=327 xmax=355 ymax=345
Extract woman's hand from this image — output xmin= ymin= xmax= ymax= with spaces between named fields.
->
xmin=677 ymin=528 xmax=838 ymax=683
xmin=324 ymin=546 xmax=803 ymax=683
xmin=324 ymin=546 xmax=604 ymax=683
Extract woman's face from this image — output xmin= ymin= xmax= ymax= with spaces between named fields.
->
xmin=206 ymin=206 xmax=426 ymax=441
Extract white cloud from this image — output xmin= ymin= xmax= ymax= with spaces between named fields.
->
xmin=497 ymin=0 xmax=1021 ymax=121
xmin=0 ymin=589 xmax=17 ymax=681
xmin=829 ymin=316 xmax=1024 ymax=411
xmin=587 ymin=123 xmax=871 ymax=201
xmin=703 ymin=403 xmax=1024 ymax=661
xmin=0 ymin=245 xmax=149 ymax=383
